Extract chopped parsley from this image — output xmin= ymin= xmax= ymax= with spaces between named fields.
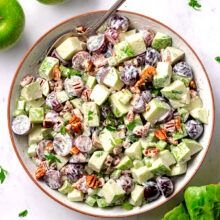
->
xmin=188 ymin=0 xmax=201 ymax=10
xmin=45 ymin=153 xmax=61 ymax=164
xmin=88 ymin=111 xmax=93 ymax=121
xmin=127 ymin=119 xmax=140 ymax=131
xmin=0 ymin=166 xmax=8 ymax=184
xmin=106 ymin=125 xmax=117 ymax=131
xmin=68 ymin=69 xmax=82 ymax=78
xmin=128 ymin=135 xmax=139 ymax=143
xmin=95 ymin=152 xmax=104 ymax=157
xmin=215 ymin=56 xmax=220 ymax=63
xmin=60 ymin=125 xmax=66 ymax=135
xmin=18 ymin=210 xmax=28 ymax=218
xmin=124 ymin=45 xmax=135 ymax=57
xmin=122 ymin=201 xmax=133 ymax=210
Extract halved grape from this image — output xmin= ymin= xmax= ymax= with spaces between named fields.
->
xmin=121 ymin=65 xmax=139 ymax=86
xmin=108 ymin=14 xmax=129 ymax=32
xmin=87 ymin=34 xmax=106 ymax=53
xmin=173 ymin=62 xmax=193 ymax=78
xmin=61 ymin=164 xmax=84 ymax=182
xmin=156 ymin=176 xmax=174 ymax=198
xmin=144 ymin=180 xmax=161 ymax=202
xmin=145 ymin=47 xmax=161 ymax=67
xmin=44 ymin=170 xmax=62 ymax=189
xmin=72 ymin=51 xmax=91 ymax=71
xmin=185 ymin=119 xmax=203 ymax=139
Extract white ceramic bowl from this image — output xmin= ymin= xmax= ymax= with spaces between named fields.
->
xmin=8 ymin=10 xmax=215 ymax=218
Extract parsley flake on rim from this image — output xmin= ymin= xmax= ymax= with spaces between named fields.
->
xmin=0 ymin=166 xmax=8 ymax=184
xmin=18 ymin=210 xmax=28 ymax=218
xmin=188 ymin=0 xmax=201 ymax=10
xmin=45 ymin=153 xmax=61 ymax=164
xmin=215 ymin=56 xmax=220 ymax=63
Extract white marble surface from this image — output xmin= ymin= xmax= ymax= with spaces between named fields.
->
xmin=0 ymin=0 xmax=220 ymax=219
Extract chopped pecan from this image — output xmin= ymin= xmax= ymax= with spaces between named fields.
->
xmin=53 ymin=79 xmax=63 ymax=92
xmin=81 ymin=88 xmax=91 ymax=102
xmin=76 ymin=25 xmax=87 ymax=34
xmin=133 ymin=122 xmax=150 ymax=137
xmin=35 ymin=162 xmax=47 ymax=180
xmin=113 ymin=146 xmax=122 ymax=155
xmin=190 ymin=89 xmax=198 ymax=98
xmin=155 ymin=128 xmax=167 ymax=141
xmin=144 ymin=147 xmax=159 ymax=157
xmin=174 ymin=116 xmax=181 ymax=130
xmin=167 ymin=137 xmax=178 ymax=145
xmin=163 ymin=119 xmax=176 ymax=133
xmin=70 ymin=146 xmax=80 ymax=155
xmin=86 ymin=175 xmax=100 ymax=189
xmin=20 ymin=74 xmax=35 ymax=87
xmin=134 ymin=66 xmax=156 ymax=91
xmin=104 ymin=155 xmax=113 ymax=168
xmin=52 ymin=65 xmax=61 ymax=81
xmin=69 ymin=115 xmax=82 ymax=134
xmin=113 ymin=156 xmax=121 ymax=166
xmin=43 ymin=118 xmax=54 ymax=128
xmin=126 ymin=110 xmax=135 ymax=122
xmin=60 ymin=101 xmax=73 ymax=115
xmin=189 ymin=80 xmax=197 ymax=90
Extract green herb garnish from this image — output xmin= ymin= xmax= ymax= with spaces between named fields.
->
xmin=60 ymin=125 xmax=66 ymax=135
xmin=122 ymin=201 xmax=133 ymax=210
xmin=123 ymin=45 xmax=135 ymax=57
xmin=127 ymin=119 xmax=140 ymax=131
xmin=45 ymin=153 xmax=61 ymax=164
xmin=88 ymin=111 xmax=93 ymax=121
xmin=188 ymin=0 xmax=201 ymax=10
xmin=18 ymin=210 xmax=28 ymax=218
xmin=106 ymin=125 xmax=117 ymax=131
xmin=68 ymin=69 xmax=82 ymax=78
xmin=128 ymin=135 xmax=139 ymax=143
xmin=172 ymin=90 xmax=183 ymax=94
xmin=215 ymin=56 xmax=220 ymax=63
xmin=95 ymin=152 xmax=104 ymax=157
xmin=0 ymin=166 xmax=8 ymax=184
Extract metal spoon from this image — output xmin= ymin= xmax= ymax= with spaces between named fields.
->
xmin=46 ymin=0 xmax=126 ymax=55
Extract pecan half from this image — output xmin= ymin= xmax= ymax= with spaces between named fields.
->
xmin=144 ymin=147 xmax=159 ymax=157
xmin=52 ymin=65 xmax=61 ymax=81
xmin=35 ymin=162 xmax=47 ymax=180
xmin=70 ymin=146 xmax=80 ymax=155
xmin=155 ymin=128 xmax=167 ymax=141
xmin=86 ymin=175 xmax=100 ymax=189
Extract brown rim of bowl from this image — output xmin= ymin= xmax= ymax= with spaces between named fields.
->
xmin=7 ymin=10 xmax=215 ymax=218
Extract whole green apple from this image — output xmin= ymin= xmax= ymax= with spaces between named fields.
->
xmin=37 ymin=0 xmax=68 ymax=5
xmin=0 ymin=0 xmax=25 ymax=51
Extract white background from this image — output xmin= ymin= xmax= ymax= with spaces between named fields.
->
xmin=0 ymin=0 xmax=220 ymax=219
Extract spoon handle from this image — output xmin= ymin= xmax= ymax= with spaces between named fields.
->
xmin=86 ymin=0 xmax=126 ymax=35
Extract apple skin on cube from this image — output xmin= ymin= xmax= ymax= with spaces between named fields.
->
xmin=67 ymin=189 xmax=84 ymax=202
xmin=153 ymin=62 xmax=172 ymax=88
xmin=82 ymin=102 xmax=100 ymax=127
xmin=131 ymin=166 xmax=153 ymax=184
xmin=21 ymin=82 xmax=43 ymax=101
xmin=88 ymin=151 xmax=109 ymax=172
xmin=125 ymin=33 xmax=147 ymax=56
xmin=102 ymin=179 xmax=125 ymax=204
xmin=39 ymin=57 xmax=59 ymax=80
xmin=103 ymin=67 xmax=124 ymax=90
xmin=56 ymin=37 xmax=85 ymax=60
xmin=29 ymin=107 xmax=44 ymax=123
xmin=143 ymin=98 xmax=171 ymax=124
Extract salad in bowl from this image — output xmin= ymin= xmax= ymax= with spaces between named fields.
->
xmin=11 ymin=13 xmax=209 ymax=211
